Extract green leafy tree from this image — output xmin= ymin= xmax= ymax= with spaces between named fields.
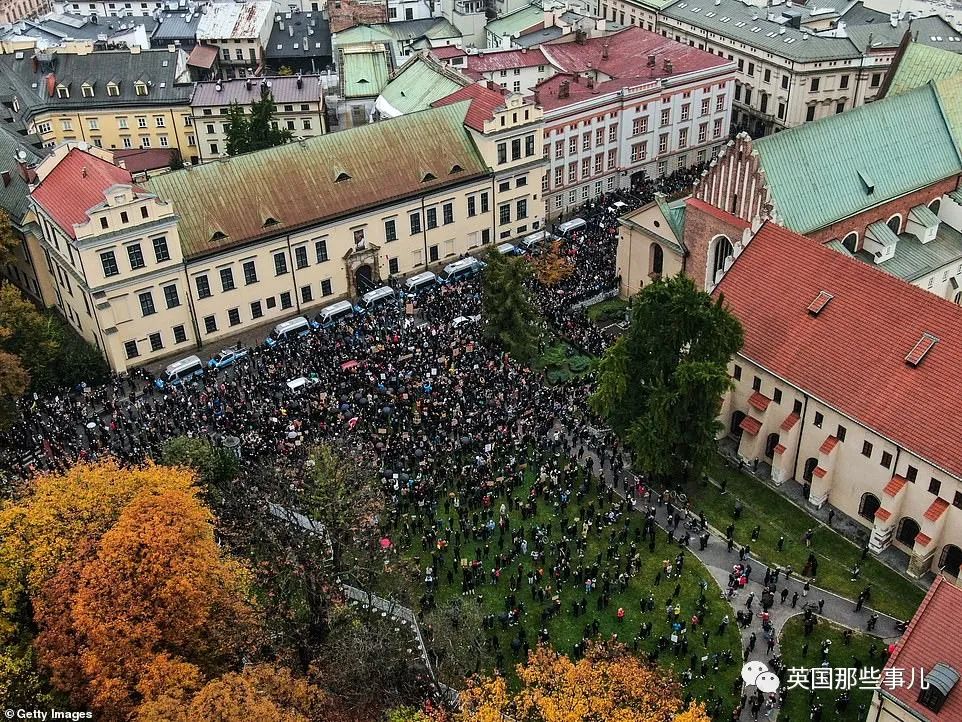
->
xmin=480 ymin=250 xmax=541 ymax=362
xmin=224 ymin=102 xmax=250 ymax=157
xmin=224 ymin=89 xmax=294 ymax=157
xmin=160 ymin=436 xmax=240 ymax=497
xmin=0 ymin=209 xmax=20 ymax=266
xmin=592 ymin=275 xmax=743 ymax=485
xmin=276 ymin=66 xmax=294 ymax=76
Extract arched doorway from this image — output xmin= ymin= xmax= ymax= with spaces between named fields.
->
xmin=842 ymin=232 xmax=858 ymax=253
xmin=858 ymin=493 xmax=881 ymax=522
xmin=887 ymin=214 xmax=902 ymax=234
xmin=649 ymin=243 xmax=664 ymax=276
xmin=939 ymin=545 xmax=962 ymax=576
xmin=802 ymin=457 xmax=818 ymax=483
xmin=354 ymin=264 xmax=374 ymax=293
xmin=896 ymin=517 xmax=920 ymax=548
xmin=929 ymin=198 xmax=942 ymax=215
xmin=730 ymin=411 xmax=746 ymax=440
xmin=765 ymin=433 xmax=780 ymax=459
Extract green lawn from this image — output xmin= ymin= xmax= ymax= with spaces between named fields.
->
xmin=585 ymin=297 xmax=628 ymax=323
xmin=533 ymin=342 xmax=593 ymax=384
xmin=392 ymin=463 xmax=742 ymax=716
xmin=683 ymin=455 xmax=926 ymax=620
xmin=776 ymin=616 xmax=884 ymax=722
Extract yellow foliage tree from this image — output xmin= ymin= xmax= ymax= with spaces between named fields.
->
xmin=458 ymin=644 xmax=711 ymax=722
xmin=33 ymin=487 xmax=260 ymax=719
xmin=0 ymin=460 xmax=197 ymax=638
xmin=532 ymin=239 xmax=575 ymax=287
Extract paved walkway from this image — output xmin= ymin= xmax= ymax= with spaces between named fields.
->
xmin=564 ymin=427 xmax=906 ymax=721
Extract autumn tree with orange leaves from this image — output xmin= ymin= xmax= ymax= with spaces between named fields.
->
xmin=531 ymin=239 xmax=575 ymax=287
xmin=458 ymin=643 xmax=711 ymax=722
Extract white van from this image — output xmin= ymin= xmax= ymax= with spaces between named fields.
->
xmin=315 ymin=300 xmax=356 ymax=328
xmin=519 ymin=230 xmax=554 ymax=254
xmin=404 ymin=271 xmax=438 ymax=296
xmin=440 ymin=257 xmax=485 ymax=284
xmin=155 ymin=355 xmax=204 ymax=389
xmin=265 ymin=316 xmax=311 ymax=347
xmin=497 ymin=242 xmax=520 ymax=256
xmin=558 ymin=217 xmax=587 ymax=237
xmin=360 ymin=286 xmax=396 ymax=310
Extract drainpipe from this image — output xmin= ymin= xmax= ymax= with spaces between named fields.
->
xmin=285 ymin=232 xmax=301 ymax=312
xmin=182 ymin=259 xmax=203 ymax=351
xmin=790 ymin=394 xmax=809 ymax=482
xmin=420 ymin=195 xmax=429 ymax=268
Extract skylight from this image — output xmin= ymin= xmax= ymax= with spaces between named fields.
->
xmin=905 ymin=333 xmax=938 ymax=367
xmin=807 ymin=291 xmax=833 ymax=316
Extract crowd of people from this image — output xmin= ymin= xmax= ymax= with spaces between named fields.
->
xmin=0 ymin=165 xmax=866 ymax=721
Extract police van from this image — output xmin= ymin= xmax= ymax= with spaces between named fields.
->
xmin=404 ymin=271 xmax=438 ymax=296
xmin=314 ymin=300 xmax=358 ymax=329
xmin=440 ymin=257 xmax=485 ymax=284
xmin=558 ymin=217 xmax=587 ymax=237
xmin=265 ymin=316 xmax=311 ymax=347
xmin=155 ymin=355 xmax=205 ymax=389
xmin=360 ymin=286 xmax=396 ymax=310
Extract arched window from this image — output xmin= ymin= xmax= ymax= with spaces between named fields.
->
xmin=955 ymin=291 xmax=962 ymax=306
xmin=649 ymin=243 xmax=664 ymax=276
xmin=858 ymin=493 xmax=881 ymax=522
xmin=764 ymin=433 xmax=780 ymax=458
xmin=929 ymin=198 xmax=941 ymax=216
xmin=730 ymin=411 xmax=746 ymax=439
xmin=896 ymin=517 xmax=920 ymax=548
xmin=802 ymin=457 xmax=818 ymax=483
xmin=842 ymin=232 xmax=858 ymax=253
xmin=887 ymin=214 xmax=902 ymax=234
xmin=709 ymin=235 xmax=734 ymax=284
xmin=939 ymin=544 xmax=962 ymax=577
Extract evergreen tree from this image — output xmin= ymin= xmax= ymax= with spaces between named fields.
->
xmin=222 ymin=87 xmax=293 ymax=156
xmin=223 ymin=101 xmax=249 ymax=157
xmin=592 ymin=275 xmax=743 ymax=485
xmin=480 ymin=250 xmax=541 ymax=362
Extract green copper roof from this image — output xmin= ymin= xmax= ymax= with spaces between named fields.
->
xmin=486 ymin=4 xmax=543 ymax=38
xmin=887 ymin=42 xmax=962 ymax=97
xmin=753 ymin=83 xmax=962 ymax=234
xmin=342 ymin=51 xmax=390 ymax=99
xmin=856 ymin=223 xmax=962 ymax=282
xmin=142 ymin=103 xmax=490 ymax=260
xmin=379 ymin=56 xmax=465 ymax=115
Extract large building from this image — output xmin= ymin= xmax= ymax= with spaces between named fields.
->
xmin=597 ymin=0 xmax=962 ymax=136
xmin=714 ymin=221 xmax=962 ymax=578
xmin=0 ymin=47 xmax=195 ymax=155
xmin=21 ymin=100 xmax=543 ymax=371
xmin=189 ymin=75 xmax=327 ymax=163
xmin=616 ymin=74 xmax=962 ymax=302
xmin=194 ymin=0 xmax=274 ymax=78
xmin=871 ymin=576 xmax=962 ymax=719
xmin=535 ymin=27 xmax=735 ymax=217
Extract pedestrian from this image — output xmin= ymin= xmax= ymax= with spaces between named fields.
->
xmin=791 ymin=591 xmax=799 ymax=608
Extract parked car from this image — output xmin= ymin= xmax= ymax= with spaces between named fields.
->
xmin=208 ymin=345 xmax=249 ymax=370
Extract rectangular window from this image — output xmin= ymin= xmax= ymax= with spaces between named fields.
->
xmin=228 ymin=308 xmax=240 ymax=326
xmin=839 ymin=74 xmax=849 ymax=89
xmin=388 ymin=257 xmax=400 ymax=275
xmin=555 ymin=140 xmax=564 ymax=159
xmin=881 ymin=451 xmax=893 ymax=469
xmin=806 ymin=106 xmax=815 ymax=122
xmin=195 ymin=275 xmax=211 ymax=298
xmin=499 ymin=204 xmax=511 ymax=225
xmin=632 ymin=116 xmax=648 ymax=135
xmin=516 ymin=199 xmax=527 ymax=220
xmin=149 ymin=332 xmax=163 ymax=352
xmin=152 ymin=236 xmax=170 ymax=262
xmin=516 ymin=176 xmax=527 ymax=188
xmin=733 ymin=364 xmax=741 ymax=380
xmin=773 ymin=388 xmax=782 ymax=404
xmin=836 ymin=425 xmax=846 ymax=442
xmin=781 ymin=75 xmax=789 ymax=90
xmin=594 ymin=153 xmax=603 ymax=173
xmin=301 ymin=285 xmax=313 ymax=303
xmin=954 ymin=491 xmax=962 ymax=510
xmin=763 ymin=69 xmax=771 ymax=83
xmin=426 ymin=207 xmax=438 ymax=229
xmin=747 ymin=63 xmax=754 ymax=76
xmin=250 ymin=300 xmax=263 ymax=319
xmin=139 ymin=291 xmax=156 ymax=316
xmin=497 ymin=143 xmax=507 ymax=164
xmin=220 ymin=267 xmax=235 ymax=292
xmin=793 ymin=399 xmax=803 ymax=415
xmin=511 ymin=138 xmax=522 ymax=160
xmin=810 ymin=77 xmax=820 ymax=92
xmin=273 ymin=252 xmax=288 ymax=275
xmin=315 ymin=239 xmax=328 ymax=263
xmin=752 ymin=376 xmax=762 ymax=392
xmin=680 ymin=103 xmax=690 ymax=121
xmin=294 ymin=246 xmax=308 ymax=269
xmin=480 ymin=192 xmax=489 ymax=213
xmin=607 ymin=148 xmax=616 ymax=169
xmin=700 ymin=98 xmax=710 ymax=116
xmin=581 ymin=158 xmax=590 ymax=177
xmin=554 ymin=167 xmax=563 ymax=187
xmin=906 ymin=466 xmax=918 ymax=482
xmin=321 ymin=279 xmax=332 ymax=297
xmin=568 ymin=162 xmax=577 ymax=183
xmin=127 ymin=243 xmax=145 ymax=269
xmin=660 ymin=107 xmax=670 ymax=126
xmin=582 ymin=132 xmax=591 ymax=151
xmin=385 ymin=219 xmax=398 ymax=241
xmin=595 ymin=127 xmax=604 ymax=145
xmin=630 ymin=142 xmax=647 ymax=162
xmin=608 ymin=124 xmax=618 ymax=142
xmin=410 ymin=212 xmax=422 ymax=235
xmin=101 ymin=251 xmax=119 ymax=277
xmin=173 ymin=324 xmax=187 ymax=344
xmin=658 ymin=133 xmax=668 ymax=154
xmin=525 ymin=135 xmax=534 ymax=156
xmin=163 ymin=284 xmax=180 ymax=309
xmin=712 ymin=118 xmax=723 ymax=139
xmin=443 ymin=203 xmax=453 ymax=225
xmin=204 ymin=315 xmax=217 ymax=333
xmin=861 ymin=441 xmax=873 ymax=457
xmin=813 ymin=411 xmax=823 ymax=428
xmin=716 ymin=94 xmax=726 ymax=111
xmin=569 ymin=136 xmax=578 ymax=154
xmin=698 ymin=123 xmax=708 ymax=143
xmin=467 ymin=196 xmax=477 ymax=217
xmin=280 ymin=291 xmax=292 ymax=309
xmin=124 ymin=340 xmax=139 ymax=359
xmin=678 ymin=127 xmax=688 ymax=149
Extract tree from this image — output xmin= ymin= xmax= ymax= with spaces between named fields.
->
xmin=592 ymin=275 xmax=743 ymax=485
xmin=458 ymin=643 xmax=711 ymax=722
xmin=277 ymin=66 xmax=295 ymax=76
xmin=0 ymin=209 xmax=19 ymax=266
xmin=531 ymin=239 xmax=574 ymax=287
xmin=160 ymin=436 xmax=240 ymax=496
xmin=167 ymin=150 xmax=185 ymax=171
xmin=223 ymin=89 xmax=293 ymax=156
xmin=34 ymin=488 xmax=260 ymax=719
xmin=0 ymin=348 xmax=28 ymax=426
xmin=422 ymin=598 xmax=491 ymax=685
xmin=480 ymin=250 xmax=541 ymax=362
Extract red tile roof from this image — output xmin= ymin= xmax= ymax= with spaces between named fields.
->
xmin=715 ymin=222 xmax=962 ymax=480
xmin=773 ymin=443 xmax=787 ymax=455
xmin=32 ymin=148 xmax=135 ymax=238
xmin=875 ymin=507 xmax=892 ymax=521
xmin=687 ymin=197 xmax=752 ymax=231
xmin=915 ymin=532 xmax=933 ymax=547
xmin=533 ymin=27 xmax=731 ymax=110
xmin=465 ymin=48 xmax=547 ymax=72
xmin=885 ymin=475 xmax=908 ymax=497
xmin=748 ymin=391 xmax=771 ymax=412
xmin=924 ymin=498 xmax=950 ymax=522
xmin=813 ymin=466 xmax=828 ymax=478
xmin=819 ymin=435 xmax=839 ymax=454
xmin=186 ymin=43 xmax=219 ymax=69
xmin=431 ymin=46 xmax=467 ymax=60
xmin=113 ymin=148 xmax=176 ymax=174
xmin=739 ymin=416 xmax=762 ymax=435
xmin=432 ymin=82 xmax=508 ymax=132
xmin=780 ymin=413 xmax=800 ymax=431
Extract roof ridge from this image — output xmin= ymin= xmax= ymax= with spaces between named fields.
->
xmin=887 ymin=575 xmax=942 ymax=664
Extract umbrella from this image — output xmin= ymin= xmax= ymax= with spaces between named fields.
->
xmin=380 ymin=538 xmax=393 ymax=549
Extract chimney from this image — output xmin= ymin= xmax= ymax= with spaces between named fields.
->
xmin=296 ymin=73 xmax=303 ymax=88
xmin=575 ymin=29 xmax=587 ymax=44
xmin=647 ymin=53 xmax=655 ymax=67
xmin=602 ymin=40 xmax=609 ymax=59
xmin=245 ymin=77 xmax=252 ymax=89
xmin=81 ymin=166 xmax=87 ymax=178
xmin=587 ymin=76 xmax=594 ymax=88
xmin=558 ymin=80 xmax=570 ymax=98
xmin=215 ymin=82 xmax=222 ymax=92
xmin=663 ymin=58 xmax=673 ymax=73
xmin=534 ymin=89 xmax=540 ymax=105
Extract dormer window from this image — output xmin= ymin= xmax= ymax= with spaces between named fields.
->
xmin=334 ymin=171 xmax=350 ymax=182
xmin=135 ymin=82 xmax=148 ymax=96
xmin=422 ymin=172 xmax=437 ymax=182
xmin=210 ymin=230 xmax=227 ymax=242
xmin=450 ymin=164 xmax=463 ymax=174
xmin=263 ymin=217 xmax=279 ymax=227
xmin=918 ymin=663 xmax=959 ymax=713
xmin=12 ymin=97 xmax=19 ymax=113
xmin=56 ymin=84 xmax=69 ymax=98
xmin=106 ymin=82 xmax=120 ymax=96
xmin=81 ymin=83 xmax=94 ymax=98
